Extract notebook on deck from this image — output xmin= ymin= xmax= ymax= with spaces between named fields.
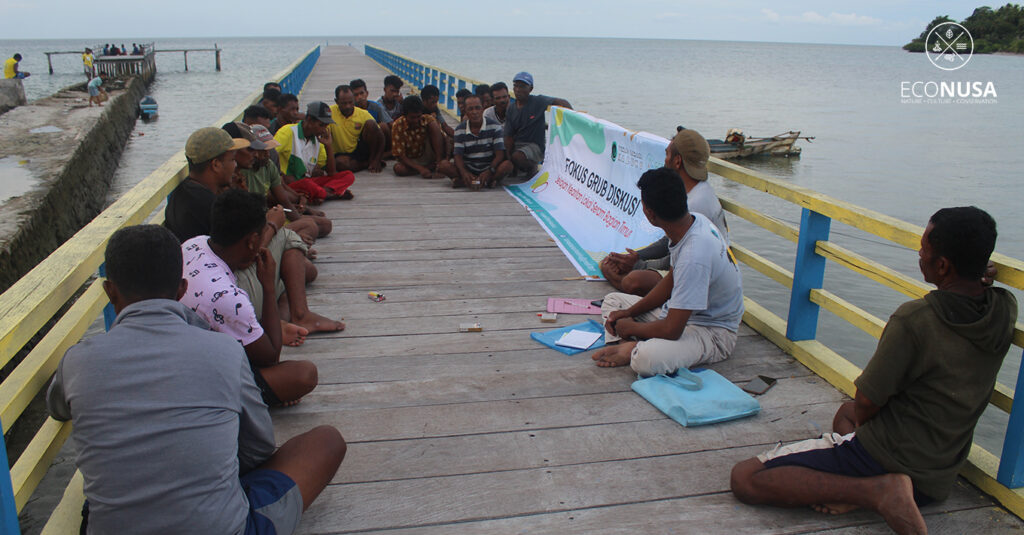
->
xmin=547 ymin=298 xmax=602 ymax=315
xmin=530 ymin=319 xmax=607 ymax=355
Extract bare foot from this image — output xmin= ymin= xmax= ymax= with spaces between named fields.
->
xmin=281 ymin=398 xmax=302 ymax=407
xmin=281 ymin=321 xmax=309 ymax=347
xmin=292 ymin=310 xmax=345 ymax=334
xmin=306 ymin=248 xmax=318 ymax=260
xmin=591 ymin=341 xmax=634 ymax=367
xmin=812 ymin=503 xmax=860 ymax=515
xmin=874 ymin=473 xmax=927 ymax=535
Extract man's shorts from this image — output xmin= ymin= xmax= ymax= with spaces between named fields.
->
xmin=251 ymin=364 xmax=283 ymax=407
xmin=339 ymin=135 xmax=370 ymax=162
xmin=513 ymin=141 xmax=542 ymax=165
xmin=759 ymin=432 xmax=934 ymax=507
xmin=88 ymin=85 xmax=99 ymax=97
xmin=242 ymin=469 xmax=303 ymax=535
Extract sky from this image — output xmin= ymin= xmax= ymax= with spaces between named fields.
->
xmin=0 ymin=1 xmax=991 ymax=45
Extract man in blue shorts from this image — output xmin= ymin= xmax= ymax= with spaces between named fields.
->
xmin=730 ymin=206 xmax=1017 ymax=535
xmin=47 ymin=224 xmax=346 ymax=534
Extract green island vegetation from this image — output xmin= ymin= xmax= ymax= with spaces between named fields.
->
xmin=904 ymin=4 xmax=1024 ymax=53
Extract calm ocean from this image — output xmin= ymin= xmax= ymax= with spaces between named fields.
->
xmin=4 ymin=35 xmax=1022 ymax=451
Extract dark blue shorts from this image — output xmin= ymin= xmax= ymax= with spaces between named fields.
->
xmin=242 ymin=469 xmax=303 ymax=535
xmin=760 ymin=432 xmax=934 ymax=507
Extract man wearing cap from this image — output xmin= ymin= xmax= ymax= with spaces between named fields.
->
xmin=329 ymin=84 xmax=385 ymax=173
xmin=165 ymin=126 xmax=251 ymax=242
xmin=503 ymin=71 xmax=571 ymax=177
xmin=591 ymin=166 xmax=743 ymax=376
xmin=601 ymin=128 xmax=731 ymax=297
xmin=274 ymin=101 xmax=356 ymax=202
xmin=224 ymin=121 xmax=331 ymax=244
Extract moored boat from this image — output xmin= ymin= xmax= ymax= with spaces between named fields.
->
xmin=700 ymin=129 xmax=812 ymax=159
xmin=138 ymin=95 xmax=157 ymax=120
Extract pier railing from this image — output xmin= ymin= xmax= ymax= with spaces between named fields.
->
xmin=0 ymin=45 xmax=320 ymax=534
xmin=94 ymin=43 xmax=156 ymax=78
xmin=365 ymin=45 xmax=487 ymax=116
xmin=362 ymin=45 xmax=1024 ymax=517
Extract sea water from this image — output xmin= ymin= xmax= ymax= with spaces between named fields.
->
xmin=3 ymin=35 xmax=1022 ymax=453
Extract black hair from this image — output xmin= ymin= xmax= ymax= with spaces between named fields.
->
xmin=262 ymin=88 xmax=281 ymax=102
xmin=421 ymin=84 xmax=440 ymax=100
xmin=349 ymin=78 xmax=367 ymax=91
xmin=403 ymin=95 xmax=424 ymax=114
xmin=637 ymin=167 xmax=688 ymax=222
xmin=456 ymin=88 xmax=472 ymax=99
xmin=491 ymin=81 xmax=508 ymax=93
xmin=210 ymin=190 xmax=268 ymax=247
xmin=243 ymin=105 xmax=272 ymax=121
xmin=464 ymin=94 xmax=482 ymax=107
xmin=276 ymin=93 xmax=298 ymax=108
xmin=927 ymin=206 xmax=997 ymax=280
xmin=221 ymin=122 xmax=243 ymax=138
xmin=474 ymin=84 xmax=492 ymax=96
xmin=334 ymin=84 xmax=352 ymax=100
xmin=384 ymin=75 xmax=404 ymax=89
xmin=13 ymin=54 xmax=21 ymax=61
xmin=263 ymin=82 xmax=281 ymax=92
xmin=105 ymin=225 xmax=182 ymax=300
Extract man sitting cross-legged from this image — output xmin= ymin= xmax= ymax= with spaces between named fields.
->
xmin=601 ymin=129 xmax=730 ymax=296
xmin=391 ymin=95 xmax=457 ymax=179
xmin=452 ymin=94 xmax=513 ymax=190
xmin=329 ymin=84 xmax=385 ymax=173
xmin=47 ymin=224 xmax=345 ymax=534
xmin=730 ymin=206 xmax=1017 ymax=535
xmin=275 ymin=101 xmax=356 ymax=203
xmin=180 ymin=190 xmax=345 ymax=406
xmin=591 ymin=167 xmax=744 ymax=375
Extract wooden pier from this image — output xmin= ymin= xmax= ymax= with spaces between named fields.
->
xmin=42 ymin=43 xmax=220 ymax=77
xmin=268 ymin=46 xmax=1022 ymax=533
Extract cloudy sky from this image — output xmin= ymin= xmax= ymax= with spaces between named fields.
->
xmin=0 ymin=1 xmax=985 ymax=45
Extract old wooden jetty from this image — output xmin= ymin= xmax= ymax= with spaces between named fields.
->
xmin=43 ymin=43 xmax=221 ymax=77
xmin=3 ymin=45 xmax=1024 ymax=534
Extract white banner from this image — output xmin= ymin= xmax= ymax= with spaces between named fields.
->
xmin=506 ymin=107 xmax=670 ymax=277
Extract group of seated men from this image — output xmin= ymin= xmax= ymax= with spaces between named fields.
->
xmin=251 ymin=72 xmax=571 ymax=190
xmin=44 ymin=72 xmax=1017 ymax=534
xmin=591 ymin=127 xmax=1015 ymax=534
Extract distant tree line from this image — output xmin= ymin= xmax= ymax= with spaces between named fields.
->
xmin=904 ymin=4 xmax=1024 ymax=53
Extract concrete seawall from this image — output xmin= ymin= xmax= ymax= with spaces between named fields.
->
xmin=0 ymin=75 xmax=148 ymax=292
xmin=0 ymin=79 xmax=27 ymax=114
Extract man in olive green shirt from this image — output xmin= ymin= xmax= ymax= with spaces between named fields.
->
xmin=730 ymin=206 xmax=1017 ymax=535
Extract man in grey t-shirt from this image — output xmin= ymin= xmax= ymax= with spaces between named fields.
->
xmin=592 ymin=167 xmax=743 ymax=376
xmin=47 ymin=225 xmax=346 ymax=534
xmin=502 ymin=71 xmax=572 ymax=176
xmin=601 ymin=128 xmax=730 ymax=296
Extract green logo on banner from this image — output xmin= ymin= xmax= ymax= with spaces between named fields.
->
xmin=611 ymin=142 xmax=618 ymax=161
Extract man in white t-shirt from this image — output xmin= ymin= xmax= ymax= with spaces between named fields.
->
xmin=592 ymin=166 xmax=744 ymax=376
xmin=600 ymin=128 xmax=730 ymax=296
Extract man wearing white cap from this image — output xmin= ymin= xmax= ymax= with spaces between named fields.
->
xmin=502 ymin=71 xmax=572 ymax=177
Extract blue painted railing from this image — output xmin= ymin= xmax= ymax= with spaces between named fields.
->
xmin=365 ymin=45 xmax=487 ymax=115
xmin=279 ymin=46 xmax=320 ymax=98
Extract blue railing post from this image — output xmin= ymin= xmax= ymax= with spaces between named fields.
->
xmin=998 ymin=348 xmax=1024 ymax=487
xmin=97 ymin=263 xmax=116 ymax=331
xmin=786 ymin=208 xmax=831 ymax=341
xmin=0 ymin=417 xmax=21 ymax=535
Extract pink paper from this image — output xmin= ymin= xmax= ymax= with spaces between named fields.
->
xmin=547 ymin=298 xmax=602 ymax=315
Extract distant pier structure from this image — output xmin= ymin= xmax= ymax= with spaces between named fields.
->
xmin=43 ymin=43 xmax=222 ymax=77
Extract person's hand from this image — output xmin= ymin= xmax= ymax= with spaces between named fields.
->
xmin=479 ymin=169 xmax=494 ymax=188
xmin=600 ymin=255 xmax=627 ymax=276
xmin=255 ymin=248 xmax=276 ymax=291
xmin=310 ymin=167 xmax=326 ymax=177
xmin=605 ymin=310 xmax=630 ymax=335
xmin=614 ymin=318 xmax=637 ymax=338
xmin=606 ymin=248 xmax=639 ymax=270
xmin=317 ymin=128 xmax=333 ymax=147
xmin=369 ymin=159 xmax=383 ymax=173
xmin=267 ymin=205 xmax=286 ymax=230
xmin=468 ymin=173 xmax=481 ymax=191
xmin=981 ymin=260 xmax=997 ymax=286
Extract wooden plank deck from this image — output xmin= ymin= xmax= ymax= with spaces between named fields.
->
xmin=274 ymin=46 xmax=1022 ymax=534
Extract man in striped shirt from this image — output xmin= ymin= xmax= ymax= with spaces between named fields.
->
xmin=453 ymin=95 xmax=513 ymax=190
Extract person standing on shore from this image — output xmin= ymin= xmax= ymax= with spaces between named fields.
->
xmin=86 ymin=73 xmax=108 ymax=107
xmin=483 ymin=82 xmax=511 ymax=125
xmin=503 ymin=72 xmax=571 ymax=177
xmin=730 ymin=206 xmax=1016 ymax=535
xmin=47 ymin=224 xmax=345 ymax=534
xmin=82 ymin=48 xmax=94 ymax=79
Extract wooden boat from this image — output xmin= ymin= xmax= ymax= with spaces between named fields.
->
xmin=138 ymin=95 xmax=158 ymax=120
xmin=704 ymin=130 xmax=812 ymax=159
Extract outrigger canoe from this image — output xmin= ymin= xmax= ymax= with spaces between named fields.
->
xmin=705 ymin=130 xmax=812 ymax=159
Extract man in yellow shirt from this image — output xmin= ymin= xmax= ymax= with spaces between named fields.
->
xmin=328 ymin=85 xmax=384 ymax=173
xmin=82 ymin=48 xmax=95 ymax=79
xmin=4 ymin=54 xmax=28 ymax=79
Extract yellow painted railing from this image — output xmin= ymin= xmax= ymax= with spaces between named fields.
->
xmin=0 ymin=45 xmax=320 ymax=532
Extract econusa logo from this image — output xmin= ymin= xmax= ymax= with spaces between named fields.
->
xmin=900 ymin=22 xmax=997 ymax=104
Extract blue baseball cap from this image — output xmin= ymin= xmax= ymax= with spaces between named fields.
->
xmin=513 ymin=71 xmax=534 ymax=86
